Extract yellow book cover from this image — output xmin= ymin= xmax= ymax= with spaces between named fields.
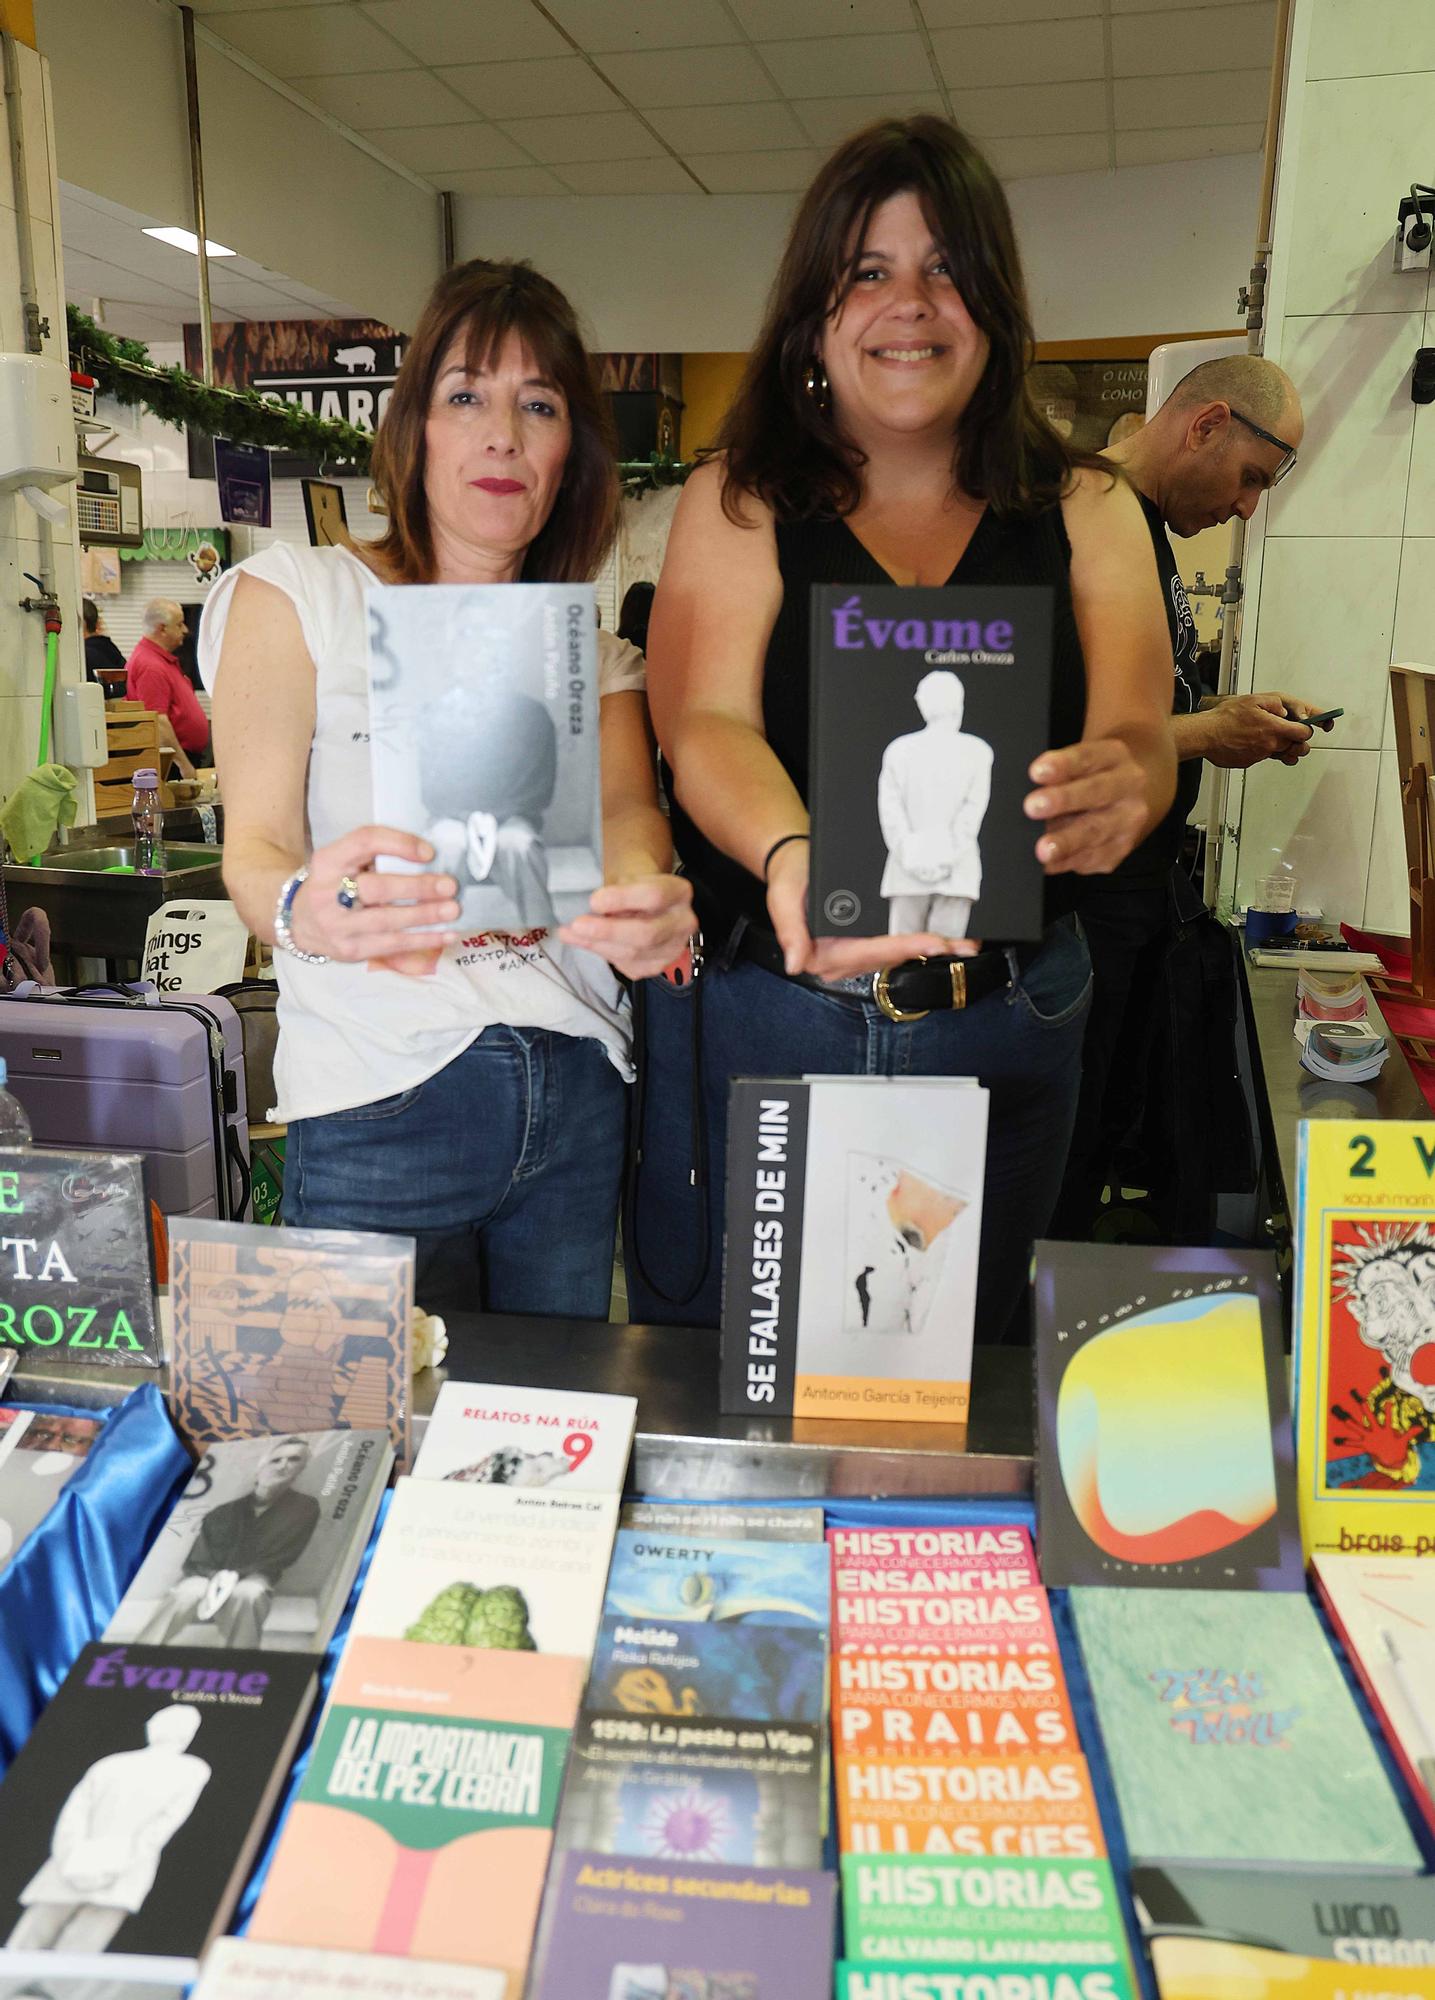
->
xmin=1294 ymin=1120 xmax=1435 ymax=1560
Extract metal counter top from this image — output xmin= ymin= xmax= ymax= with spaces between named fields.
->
xmin=1241 ymin=958 xmax=1429 ymax=1231
xmin=9 ymin=1313 xmax=1036 ymax=1500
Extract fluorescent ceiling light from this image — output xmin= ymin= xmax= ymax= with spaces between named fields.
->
xmin=142 ymin=225 xmax=236 ymax=257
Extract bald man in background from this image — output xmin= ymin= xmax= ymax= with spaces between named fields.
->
xmin=1052 ymin=356 xmax=1333 ymax=1239
xmin=125 ymin=598 xmax=207 ymax=773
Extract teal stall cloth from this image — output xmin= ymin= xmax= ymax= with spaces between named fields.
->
xmin=0 ymin=1383 xmax=191 ymax=1768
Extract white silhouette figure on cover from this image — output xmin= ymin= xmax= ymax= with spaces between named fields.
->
xmin=878 ymin=671 xmax=993 ymax=937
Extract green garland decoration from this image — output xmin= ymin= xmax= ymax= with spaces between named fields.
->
xmin=66 ymin=305 xmax=373 ymax=466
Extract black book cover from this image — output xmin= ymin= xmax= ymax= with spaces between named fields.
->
xmin=1130 ymin=1863 xmax=1435 ymax=1957
xmin=807 ymin=584 xmax=1052 ymax=943
xmin=1033 ymin=1243 xmax=1303 ymax=1590
xmin=0 ymin=1643 xmax=316 ymax=1959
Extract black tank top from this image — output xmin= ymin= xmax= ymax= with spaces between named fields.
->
xmin=669 ymin=504 xmax=1089 ymax=935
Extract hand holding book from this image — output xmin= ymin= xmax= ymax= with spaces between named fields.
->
xmin=1024 ymin=738 xmax=1154 ymax=876
xmin=559 ymin=872 xmax=695 ymax=981
xmin=765 ymin=833 xmax=976 ymax=979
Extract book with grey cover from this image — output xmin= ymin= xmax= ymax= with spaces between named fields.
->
xmin=106 ymin=1430 xmax=392 ymax=1653
xmin=1070 ymin=1587 xmax=1422 ymax=1871
xmin=367 ymin=581 xmax=602 ymax=932
xmin=1130 ymin=1864 xmax=1435 ymax=1962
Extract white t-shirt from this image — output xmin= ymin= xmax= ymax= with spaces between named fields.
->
xmin=199 ymin=542 xmax=647 ymax=1121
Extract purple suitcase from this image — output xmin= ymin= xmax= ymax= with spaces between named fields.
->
xmin=0 ymin=982 xmax=251 ymax=1221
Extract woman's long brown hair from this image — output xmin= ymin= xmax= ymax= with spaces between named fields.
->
xmin=369 ymin=258 xmax=617 ymax=584
xmin=715 ymin=116 xmax=1103 ymax=524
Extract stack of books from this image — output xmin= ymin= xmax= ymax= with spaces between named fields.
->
xmin=247 ymin=1391 xmax=634 ymax=1994
xmin=530 ymin=1502 xmax=838 ymax=2000
xmin=830 ymin=1523 xmax=1134 ymax=1994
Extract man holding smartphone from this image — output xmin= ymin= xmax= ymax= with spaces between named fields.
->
xmin=1053 ymin=355 xmax=1332 ymax=1240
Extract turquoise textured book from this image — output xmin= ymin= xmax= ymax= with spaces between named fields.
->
xmin=1070 ymin=1587 xmax=1422 ymax=1872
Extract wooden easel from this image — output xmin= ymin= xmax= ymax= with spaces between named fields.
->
xmin=1372 ymin=664 xmax=1435 ymax=1013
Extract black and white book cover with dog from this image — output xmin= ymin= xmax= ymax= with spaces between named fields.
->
xmin=366 ymin=582 xmax=602 ymax=931
xmin=719 ymin=1077 xmax=987 ymax=1425
xmin=807 ymin=584 xmax=1053 ymax=943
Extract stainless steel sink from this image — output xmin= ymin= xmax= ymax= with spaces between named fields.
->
xmin=3 ymin=842 xmax=227 ymax=960
xmin=25 ymin=843 xmax=221 ymax=876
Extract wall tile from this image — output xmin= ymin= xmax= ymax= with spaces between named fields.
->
xmin=1406 ymin=308 xmax=1435 ymax=535
xmin=1365 ymin=749 xmax=1410 ymax=935
xmin=1308 ymin=0 xmax=1435 ymax=82
xmin=1390 ymin=540 xmax=1435 ymax=753
xmin=0 ymin=697 xmax=44 ymax=813
xmin=1282 ymin=73 xmax=1435 ymax=318
xmin=1234 ymin=743 xmax=1379 ymax=921
xmin=1266 ymin=312 xmax=1421 ymax=537
xmin=1253 ymin=535 xmax=1400 ymax=748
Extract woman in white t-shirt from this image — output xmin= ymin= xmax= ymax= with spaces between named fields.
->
xmin=204 ymin=259 xmax=693 ymax=1323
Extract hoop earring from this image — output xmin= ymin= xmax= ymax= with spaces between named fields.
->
xmin=802 ymin=356 xmax=830 ymax=408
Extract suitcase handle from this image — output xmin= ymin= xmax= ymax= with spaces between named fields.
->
xmin=226 ymin=1124 xmax=253 ymax=1223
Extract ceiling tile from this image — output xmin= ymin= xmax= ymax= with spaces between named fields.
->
xmin=687 ymin=150 xmax=823 ymax=193
xmin=648 ymin=100 xmax=807 ymax=152
xmin=359 ymin=0 xmax=567 ymax=64
xmin=442 ymin=58 xmax=622 ymax=119
xmin=555 ymin=157 xmax=698 ymax=193
xmin=923 ymin=0 xmax=1099 ymax=17
xmin=543 ymin=0 xmax=742 ymax=51
xmin=191 ymin=1 xmax=348 ymax=11
xmin=437 ymin=165 xmax=572 ymax=196
xmin=949 ymin=79 xmax=1107 ymax=136
xmin=790 ymin=92 xmax=947 ymax=146
xmin=1114 ymin=121 xmax=1265 ymax=165
xmin=62 ymin=250 xmax=199 ymax=311
xmin=289 ymin=67 xmax=472 ymax=126
xmin=203 ymin=4 xmax=407 ymax=77
xmin=983 ymin=131 xmax=1110 ymax=177
xmin=497 ymin=110 xmax=665 ymax=163
xmin=1113 ymin=67 xmax=1270 ymax=129
xmin=1112 ymin=3 xmax=1276 ymax=76
xmin=1111 ymin=0 xmax=1262 ymax=10
xmin=932 ymin=17 xmax=1104 ymax=89
xmin=367 ymin=122 xmax=530 ymax=171
xmin=595 ymin=44 xmax=778 ymax=107
xmin=757 ymin=32 xmax=936 ymax=97
xmin=729 ymin=0 xmax=908 ymax=34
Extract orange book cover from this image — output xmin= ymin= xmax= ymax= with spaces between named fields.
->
xmin=834 ymin=1652 xmax=1078 ymax=1759
xmin=250 ymin=1640 xmax=584 ymax=1982
xmin=834 ymin=1751 xmax=1107 ymax=1861
xmin=833 ymin=1650 xmax=1078 ymax=1759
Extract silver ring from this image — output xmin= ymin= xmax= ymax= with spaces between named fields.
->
xmin=336 ymin=874 xmax=361 ymax=910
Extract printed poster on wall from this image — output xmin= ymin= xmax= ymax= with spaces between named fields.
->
xmin=184 ymin=319 xmax=405 ymax=479
xmin=1029 ymin=359 xmax=1149 ymax=451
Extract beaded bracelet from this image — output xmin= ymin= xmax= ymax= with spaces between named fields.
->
xmin=273 ymin=866 xmax=329 ymax=966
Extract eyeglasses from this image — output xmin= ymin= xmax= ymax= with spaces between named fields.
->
xmin=1229 ymin=407 xmax=1298 ymax=486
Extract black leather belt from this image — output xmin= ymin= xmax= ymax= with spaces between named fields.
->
xmin=719 ymin=918 xmax=1032 ymax=1022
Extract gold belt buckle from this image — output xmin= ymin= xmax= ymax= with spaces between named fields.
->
xmin=872 ymin=956 xmax=967 ymax=1022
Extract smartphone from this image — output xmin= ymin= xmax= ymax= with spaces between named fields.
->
xmin=1299 ymin=707 xmax=1344 ymax=728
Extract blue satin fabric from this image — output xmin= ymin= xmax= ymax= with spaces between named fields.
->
xmin=0 ymin=1384 xmax=191 ymax=1769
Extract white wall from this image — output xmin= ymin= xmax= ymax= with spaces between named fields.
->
xmin=1229 ymin=0 xmax=1433 ymax=934
xmin=0 ymin=40 xmax=87 ymax=826
xmin=35 ymin=0 xmax=441 ymax=333
xmin=456 ymin=152 xmax=1260 ymax=351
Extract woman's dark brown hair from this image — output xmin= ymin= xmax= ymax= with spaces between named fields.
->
xmin=716 ymin=116 xmax=1099 ymax=523
xmin=369 ymin=258 xmax=617 ymax=584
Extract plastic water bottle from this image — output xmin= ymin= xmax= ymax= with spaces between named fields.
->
xmin=0 ymin=1057 xmax=32 ymax=1144
xmin=131 ymin=767 xmax=166 ymax=875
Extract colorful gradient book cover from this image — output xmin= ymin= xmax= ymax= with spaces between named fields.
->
xmin=555 ymin=1713 xmax=823 ymax=1868
xmin=835 ymin=1751 xmax=1106 ymax=1860
xmin=841 ymin=1855 xmax=1129 ymax=1969
xmin=249 ymin=1638 xmax=584 ymax=1979
xmin=1069 ymin=1588 xmax=1422 ymax=1871
xmin=1034 ymin=1244 xmax=1302 ymax=1589
xmin=1294 ymin=1120 xmax=1435 ymax=1559
xmin=834 ymin=1652 xmax=1078 ymax=1759
xmin=531 ymin=1853 xmax=836 ymax=2000
xmin=588 ymin=1616 xmax=828 ymax=1722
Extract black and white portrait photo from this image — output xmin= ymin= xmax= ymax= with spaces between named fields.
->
xmin=877 ymin=670 xmax=993 ymax=938
xmin=7 ymin=1706 xmax=210 ymax=1954
xmin=366 ymin=582 xmax=603 ymax=932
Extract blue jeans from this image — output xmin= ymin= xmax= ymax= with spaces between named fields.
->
xmin=284 ymin=1027 xmax=626 ymax=1327
xmin=625 ymin=918 xmax=1091 ymax=1344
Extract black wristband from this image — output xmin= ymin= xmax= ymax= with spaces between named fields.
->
xmin=762 ymin=831 xmax=811 ymax=881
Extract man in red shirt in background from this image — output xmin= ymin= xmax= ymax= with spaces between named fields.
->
xmin=125 ymin=599 xmax=207 ymax=774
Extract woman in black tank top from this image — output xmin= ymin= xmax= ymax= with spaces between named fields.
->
xmin=628 ymin=117 xmax=1175 ymax=1343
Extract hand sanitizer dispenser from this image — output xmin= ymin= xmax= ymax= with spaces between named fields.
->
xmin=55 ymin=682 xmax=108 ymax=768
xmin=0 ymin=354 xmax=78 ymax=516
